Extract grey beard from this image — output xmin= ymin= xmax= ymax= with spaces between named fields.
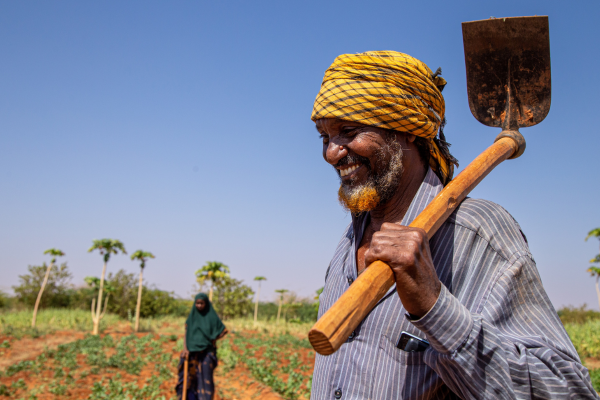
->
xmin=339 ymin=141 xmax=404 ymax=209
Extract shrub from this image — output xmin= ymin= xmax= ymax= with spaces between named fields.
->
xmin=13 ymin=263 xmax=73 ymax=308
xmin=563 ymin=319 xmax=600 ymax=359
xmin=210 ymin=276 xmax=254 ymax=320
xmin=0 ymin=291 xmax=7 ymax=309
xmin=557 ymin=305 xmax=600 ymax=325
xmin=589 ymin=368 xmax=600 ymax=393
xmin=255 ymin=301 xmax=317 ymax=323
xmin=75 ymin=269 xmax=189 ymax=319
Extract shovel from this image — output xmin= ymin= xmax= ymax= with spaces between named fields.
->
xmin=182 ymin=355 xmax=189 ymax=400
xmin=308 ymin=16 xmax=551 ymax=355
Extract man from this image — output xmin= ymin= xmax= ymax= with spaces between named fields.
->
xmin=311 ymin=51 xmax=597 ymax=399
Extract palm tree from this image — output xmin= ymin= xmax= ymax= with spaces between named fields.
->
xmin=275 ymin=289 xmax=288 ymax=324
xmin=85 ymin=276 xmax=115 ymax=323
xmin=31 ymin=248 xmax=65 ymax=328
xmin=195 ymin=261 xmax=230 ymax=301
xmin=586 ymin=228 xmax=600 ymax=310
xmin=253 ymin=276 xmax=267 ymax=325
xmin=88 ymin=239 xmax=126 ymax=335
xmin=130 ymin=250 xmax=155 ymax=332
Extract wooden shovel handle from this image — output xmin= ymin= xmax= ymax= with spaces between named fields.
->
xmin=308 ymin=135 xmax=522 ymax=355
xmin=182 ymin=357 xmax=189 ymax=399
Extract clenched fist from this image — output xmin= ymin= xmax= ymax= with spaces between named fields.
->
xmin=364 ymin=223 xmax=442 ymax=319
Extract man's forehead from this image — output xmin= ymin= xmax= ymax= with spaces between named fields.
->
xmin=315 ymin=118 xmax=374 ymax=133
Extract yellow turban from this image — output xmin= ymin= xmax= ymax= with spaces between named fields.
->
xmin=311 ymin=51 xmax=453 ymax=184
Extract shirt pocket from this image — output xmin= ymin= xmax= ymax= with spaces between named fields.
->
xmin=379 ymin=334 xmax=427 ymax=365
xmin=370 ymin=335 xmax=432 ymax=400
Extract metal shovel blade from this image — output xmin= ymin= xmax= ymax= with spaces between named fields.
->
xmin=462 ymin=16 xmax=551 ymax=129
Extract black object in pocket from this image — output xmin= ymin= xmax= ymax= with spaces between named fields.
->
xmin=397 ymin=331 xmax=429 ymax=352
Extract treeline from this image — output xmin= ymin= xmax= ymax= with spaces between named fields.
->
xmin=1 ymin=263 xmax=319 ymax=323
xmin=6 ymin=263 xmax=189 ymax=318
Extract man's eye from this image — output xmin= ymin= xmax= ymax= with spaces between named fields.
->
xmin=341 ymin=127 xmax=359 ymax=136
xmin=319 ymin=134 xmax=329 ymax=143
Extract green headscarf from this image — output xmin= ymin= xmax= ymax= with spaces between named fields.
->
xmin=185 ymin=293 xmax=225 ymax=352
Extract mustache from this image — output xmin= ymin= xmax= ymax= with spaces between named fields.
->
xmin=334 ymin=153 xmax=371 ymax=170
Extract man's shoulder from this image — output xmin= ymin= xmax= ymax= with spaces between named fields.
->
xmin=447 ymin=198 xmax=531 ymax=261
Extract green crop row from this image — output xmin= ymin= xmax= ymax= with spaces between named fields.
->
xmin=1 ymin=333 xmax=179 ymax=399
xmin=222 ymin=332 xmax=313 ymax=400
xmin=564 ymin=319 xmax=600 ymax=359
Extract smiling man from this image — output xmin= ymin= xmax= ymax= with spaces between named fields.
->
xmin=310 ymin=51 xmax=597 ymax=399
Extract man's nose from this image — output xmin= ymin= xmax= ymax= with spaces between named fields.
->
xmin=324 ymin=140 xmax=347 ymax=165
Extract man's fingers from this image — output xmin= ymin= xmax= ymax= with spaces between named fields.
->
xmin=378 ymin=224 xmax=428 ymax=239
xmin=379 ymin=222 xmax=405 ymax=231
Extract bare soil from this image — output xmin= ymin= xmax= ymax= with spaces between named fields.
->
xmin=0 ymin=331 xmax=85 ymax=369
xmin=585 ymin=357 xmax=600 ymax=370
xmin=215 ymin=363 xmax=284 ymax=400
xmin=0 ymin=328 xmax=292 ymax=399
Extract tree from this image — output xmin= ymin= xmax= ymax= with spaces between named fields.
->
xmin=211 ymin=276 xmax=254 ymax=319
xmin=88 ymin=239 xmax=126 ymax=335
xmin=253 ymin=276 xmax=267 ymax=325
xmin=14 ymin=263 xmax=72 ymax=309
xmin=586 ymin=228 xmax=600 ymax=310
xmin=83 ymin=270 xmax=188 ymax=318
xmin=195 ymin=261 xmax=230 ymax=302
xmin=31 ymin=249 xmax=65 ymax=328
xmin=130 ymin=250 xmax=155 ymax=332
xmin=275 ymin=289 xmax=288 ymax=324
xmin=84 ymin=276 xmax=115 ymax=324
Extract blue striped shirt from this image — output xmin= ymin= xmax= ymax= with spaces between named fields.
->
xmin=311 ymin=168 xmax=597 ymax=399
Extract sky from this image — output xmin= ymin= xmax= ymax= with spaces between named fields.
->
xmin=0 ymin=1 xmax=599 ymax=309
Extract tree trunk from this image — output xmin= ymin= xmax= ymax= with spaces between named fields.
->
xmin=32 ymin=261 xmax=53 ymax=328
xmin=134 ymin=268 xmax=143 ymax=332
xmin=209 ymin=282 xmax=214 ymax=302
xmin=277 ymin=297 xmax=282 ymax=324
xmin=254 ymin=283 xmax=261 ymax=325
xmin=93 ymin=261 xmax=107 ymax=335
xmin=596 ymin=276 xmax=600 ymax=312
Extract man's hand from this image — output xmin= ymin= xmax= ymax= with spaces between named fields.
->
xmin=364 ymin=223 xmax=441 ymax=319
xmin=180 ymin=349 xmax=189 ymax=359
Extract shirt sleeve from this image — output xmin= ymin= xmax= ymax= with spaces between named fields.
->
xmin=411 ymin=254 xmax=598 ymax=399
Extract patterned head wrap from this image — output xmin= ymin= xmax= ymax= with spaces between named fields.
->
xmin=311 ymin=51 xmax=454 ymax=184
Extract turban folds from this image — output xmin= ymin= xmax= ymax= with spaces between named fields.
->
xmin=311 ymin=51 xmax=453 ymax=184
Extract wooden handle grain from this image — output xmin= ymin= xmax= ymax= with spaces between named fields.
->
xmin=308 ymin=136 xmax=519 ymax=355
xmin=182 ymin=358 xmax=189 ymax=399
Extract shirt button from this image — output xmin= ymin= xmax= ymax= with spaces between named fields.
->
xmin=348 ymin=331 xmax=356 ymax=340
xmin=347 ymin=277 xmax=354 ymax=284
xmin=334 ymin=388 xmax=342 ymax=399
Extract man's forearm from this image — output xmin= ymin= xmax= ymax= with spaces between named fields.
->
xmin=412 ymin=273 xmax=597 ymax=399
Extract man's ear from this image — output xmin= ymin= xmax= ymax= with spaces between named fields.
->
xmin=406 ymin=133 xmax=417 ymax=143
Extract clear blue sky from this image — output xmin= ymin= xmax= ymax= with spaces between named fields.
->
xmin=1 ymin=1 xmax=599 ymax=309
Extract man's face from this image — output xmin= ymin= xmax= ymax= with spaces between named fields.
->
xmin=195 ymin=299 xmax=206 ymax=312
xmin=316 ymin=118 xmax=410 ymax=213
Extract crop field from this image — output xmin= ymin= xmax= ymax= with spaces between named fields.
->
xmin=0 ymin=309 xmax=598 ymax=399
xmin=0 ymin=310 xmax=314 ymax=399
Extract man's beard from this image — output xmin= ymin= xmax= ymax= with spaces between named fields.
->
xmin=337 ymin=140 xmax=404 ymax=214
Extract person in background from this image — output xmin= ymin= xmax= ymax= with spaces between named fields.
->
xmin=176 ymin=293 xmax=228 ymax=400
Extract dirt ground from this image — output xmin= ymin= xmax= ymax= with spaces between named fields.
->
xmin=585 ymin=357 xmax=600 ymax=370
xmin=0 ymin=328 xmax=292 ymax=399
xmin=0 ymin=331 xmax=85 ymax=369
xmin=215 ymin=363 xmax=284 ymax=400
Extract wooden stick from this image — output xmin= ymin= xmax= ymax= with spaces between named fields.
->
xmin=182 ymin=356 xmax=189 ymax=400
xmin=308 ymin=135 xmax=519 ymax=355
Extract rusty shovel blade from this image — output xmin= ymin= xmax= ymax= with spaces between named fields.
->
xmin=462 ymin=16 xmax=551 ymax=130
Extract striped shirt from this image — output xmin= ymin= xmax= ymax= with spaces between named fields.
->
xmin=311 ymin=168 xmax=597 ymax=399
